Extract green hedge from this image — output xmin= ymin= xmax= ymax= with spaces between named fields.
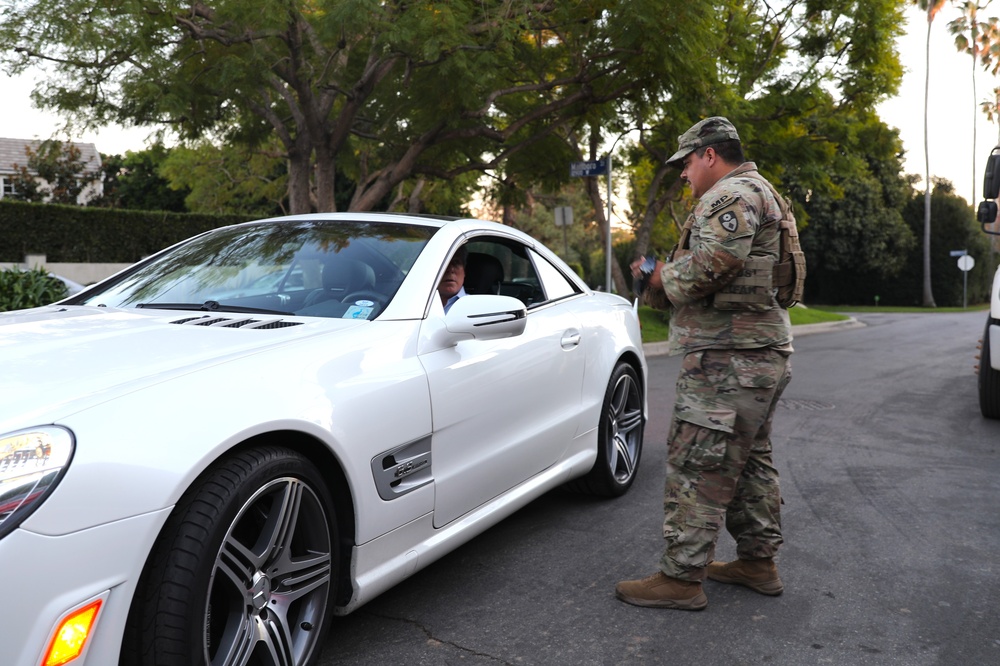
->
xmin=0 ymin=199 xmax=253 ymax=263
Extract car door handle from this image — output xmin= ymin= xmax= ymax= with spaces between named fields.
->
xmin=560 ymin=330 xmax=581 ymax=349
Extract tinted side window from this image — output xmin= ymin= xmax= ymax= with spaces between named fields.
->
xmin=529 ymin=249 xmax=580 ymax=301
xmin=463 ymin=237 xmax=578 ymax=307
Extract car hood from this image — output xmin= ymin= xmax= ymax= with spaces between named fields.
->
xmin=0 ymin=305 xmax=364 ymax=433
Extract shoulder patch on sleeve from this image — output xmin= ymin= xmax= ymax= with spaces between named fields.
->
xmin=706 ymin=198 xmax=752 ymax=240
xmin=706 ymin=193 xmax=737 ymax=216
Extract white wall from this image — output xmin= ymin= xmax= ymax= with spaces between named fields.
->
xmin=1 ymin=255 xmax=132 ymax=286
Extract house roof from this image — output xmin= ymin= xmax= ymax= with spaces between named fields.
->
xmin=0 ymin=137 xmax=102 ymax=176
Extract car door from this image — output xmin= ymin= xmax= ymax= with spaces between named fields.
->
xmin=419 ymin=237 xmax=586 ymax=527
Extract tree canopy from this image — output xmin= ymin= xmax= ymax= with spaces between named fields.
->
xmin=1 ymin=0 xmax=709 ymax=217
xmin=0 ymin=0 xmax=933 ymax=297
xmin=95 ymin=144 xmax=190 ymax=212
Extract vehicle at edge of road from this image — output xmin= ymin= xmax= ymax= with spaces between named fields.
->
xmin=0 ymin=212 xmax=647 ymax=666
xmin=974 ymin=149 xmax=1000 ymax=419
xmin=981 ymin=263 xmax=1000 ymax=418
xmin=49 ymin=273 xmax=86 ymax=297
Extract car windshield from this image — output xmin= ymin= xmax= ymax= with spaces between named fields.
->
xmin=71 ymin=219 xmax=437 ymax=320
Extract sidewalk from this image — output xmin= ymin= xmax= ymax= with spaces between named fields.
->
xmin=642 ymin=316 xmax=864 ymax=357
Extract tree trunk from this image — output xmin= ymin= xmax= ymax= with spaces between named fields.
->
xmin=971 ymin=9 xmax=978 ymax=205
xmin=313 ymin=144 xmax=337 ymax=212
xmin=349 ymin=122 xmax=445 ymax=211
xmin=583 ymin=175 xmax=627 ymax=294
xmin=633 ymin=167 xmax=683 ymax=260
xmin=922 ymin=11 xmax=937 ymax=308
xmin=286 ymin=145 xmax=312 ymax=215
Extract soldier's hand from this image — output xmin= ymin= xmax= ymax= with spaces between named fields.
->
xmin=629 ymin=258 xmax=645 ymax=278
xmin=631 ymin=257 xmax=665 ymax=293
xmin=647 ymin=261 xmax=664 ymax=291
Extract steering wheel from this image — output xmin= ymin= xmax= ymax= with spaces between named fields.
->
xmin=341 ymin=290 xmax=384 ymax=305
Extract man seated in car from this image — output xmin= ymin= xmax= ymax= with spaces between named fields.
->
xmin=438 ymin=247 xmax=467 ymax=313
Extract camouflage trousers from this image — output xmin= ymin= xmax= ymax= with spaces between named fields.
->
xmin=660 ymin=347 xmax=792 ymax=581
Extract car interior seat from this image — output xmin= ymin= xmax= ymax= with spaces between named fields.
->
xmin=303 ymin=257 xmax=376 ymax=307
xmin=464 ymin=252 xmax=504 ymax=295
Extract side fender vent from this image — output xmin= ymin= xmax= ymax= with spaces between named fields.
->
xmin=371 ymin=436 xmax=433 ymax=500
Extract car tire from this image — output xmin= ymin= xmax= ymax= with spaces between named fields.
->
xmin=122 ymin=446 xmax=337 ymax=666
xmin=981 ymin=317 xmax=1000 ymax=419
xmin=566 ymin=361 xmax=644 ymax=497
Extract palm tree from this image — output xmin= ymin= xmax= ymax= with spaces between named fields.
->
xmin=949 ymin=4 xmax=1000 ymax=258
xmin=948 ymin=1 xmax=987 ymax=204
xmin=918 ymin=0 xmax=947 ymax=308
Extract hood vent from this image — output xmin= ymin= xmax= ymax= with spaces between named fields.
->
xmin=170 ymin=315 xmax=303 ymax=330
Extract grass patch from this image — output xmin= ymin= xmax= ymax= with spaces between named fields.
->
xmin=788 ymin=306 xmax=850 ymax=326
xmin=638 ymin=306 xmax=670 ymax=343
xmin=638 ymin=305 xmax=849 ymax=344
xmin=819 ymin=304 xmax=989 ymax=313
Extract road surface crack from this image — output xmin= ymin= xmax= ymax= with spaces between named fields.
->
xmin=364 ymin=611 xmax=516 ymax=664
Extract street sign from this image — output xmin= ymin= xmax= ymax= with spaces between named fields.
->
xmin=554 ymin=206 xmax=573 ymax=227
xmin=949 ymin=249 xmax=968 ymax=257
xmin=570 ymin=159 xmax=608 ymax=177
xmin=956 ymin=253 xmax=975 ymax=309
xmin=569 ymin=154 xmax=612 ymax=293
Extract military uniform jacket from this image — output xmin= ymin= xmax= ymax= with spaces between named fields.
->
xmin=646 ymin=162 xmax=793 ymax=355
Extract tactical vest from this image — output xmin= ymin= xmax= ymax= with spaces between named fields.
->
xmin=762 ymin=178 xmax=807 ymax=308
xmin=672 ymin=176 xmax=806 ymax=309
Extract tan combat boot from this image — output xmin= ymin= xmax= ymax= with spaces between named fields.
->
xmin=706 ymin=558 xmax=783 ymax=596
xmin=615 ymin=572 xmax=708 ymax=610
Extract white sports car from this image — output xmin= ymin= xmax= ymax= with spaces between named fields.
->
xmin=0 ymin=213 xmax=646 ymax=666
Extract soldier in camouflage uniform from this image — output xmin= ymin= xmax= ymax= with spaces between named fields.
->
xmin=616 ymin=117 xmax=792 ymax=611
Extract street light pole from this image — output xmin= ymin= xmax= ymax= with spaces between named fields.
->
xmin=605 ymin=153 xmax=612 ymax=293
xmin=569 ymin=129 xmax=634 ymax=293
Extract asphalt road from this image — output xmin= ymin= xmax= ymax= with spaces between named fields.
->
xmin=318 ymin=310 xmax=1000 ymax=666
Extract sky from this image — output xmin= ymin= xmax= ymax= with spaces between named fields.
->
xmin=878 ymin=3 xmax=1000 ymax=205
xmin=1 ymin=4 xmax=998 ymax=206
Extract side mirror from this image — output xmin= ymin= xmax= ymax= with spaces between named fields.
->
xmin=984 ymin=147 xmax=1000 ymax=200
xmin=978 ymin=200 xmax=997 ymax=226
xmin=441 ymin=294 xmax=527 ymax=344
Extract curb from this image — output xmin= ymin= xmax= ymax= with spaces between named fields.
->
xmin=641 ymin=317 xmax=864 ymax=357
xmin=790 ymin=316 xmax=865 ymax=337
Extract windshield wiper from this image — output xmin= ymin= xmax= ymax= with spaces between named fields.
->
xmin=135 ymin=301 xmax=294 ymax=316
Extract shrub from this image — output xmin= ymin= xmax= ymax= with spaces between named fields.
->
xmin=0 ymin=267 xmax=69 ymax=312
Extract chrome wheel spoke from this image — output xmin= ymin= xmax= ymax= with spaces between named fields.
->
xmin=213 ymin=617 xmax=257 ymax=666
xmin=258 ymin=480 xmax=303 ymax=565
xmin=617 ymin=405 xmax=644 ymax=435
xmin=608 ymin=373 xmax=642 ymax=483
xmin=610 ymin=375 xmax=632 ymax=418
xmin=209 ymin=476 xmax=331 ymax=666
xmin=217 ymin=535 xmax=258 ymax=598
xmin=272 ymin=551 xmax=332 ymax=604
xmin=612 ymin=433 xmax=636 ymax=480
xmin=258 ymin=612 xmax=297 ymax=666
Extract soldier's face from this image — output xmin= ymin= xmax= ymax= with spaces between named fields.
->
xmin=681 ymin=148 xmax=715 ymax=198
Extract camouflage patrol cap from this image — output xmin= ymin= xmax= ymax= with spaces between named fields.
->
xmin=666 ymin=116 xmax=741 ymax=167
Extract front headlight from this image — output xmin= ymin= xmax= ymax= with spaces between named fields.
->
xmin=0 ymin=426 xmax=74 ymax=539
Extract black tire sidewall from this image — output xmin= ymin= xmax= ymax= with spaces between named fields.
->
xmin=124 ymin=446 xmax=337 ymax=666
xmin=595 ymin=362 xmax=644 ymax=496
xmin=981 ymin=317 xmax=1000 ymax=419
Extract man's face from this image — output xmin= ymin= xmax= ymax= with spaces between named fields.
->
xmin=438 ymin=255 xmax=465 ymax=300
xmin=680 ymin=147 xmax=716 ymax=199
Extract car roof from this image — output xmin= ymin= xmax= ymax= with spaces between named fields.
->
xmin=239 ymin=212 xmax=533 ymax=246
xmin=251 ymin=211 xmax=491 ymax=229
